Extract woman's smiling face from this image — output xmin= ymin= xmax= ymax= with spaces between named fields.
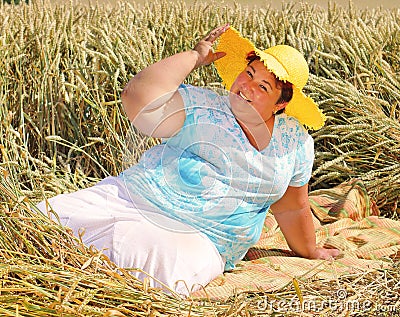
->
xmin=229 ymin=59 xmax=285 ymax=124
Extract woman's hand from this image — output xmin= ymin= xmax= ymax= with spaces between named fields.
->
xmin=309 ymin=247 xmax=341 ymax=260
xmin=193 ymin=24 xmax=229 ymax=68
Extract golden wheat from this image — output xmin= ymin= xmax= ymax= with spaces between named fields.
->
xmin=0 ymin=1 xmax=399 ymax=315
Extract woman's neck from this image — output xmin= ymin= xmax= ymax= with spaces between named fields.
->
xmin=237 ymin=115 xmax=275 ymax=151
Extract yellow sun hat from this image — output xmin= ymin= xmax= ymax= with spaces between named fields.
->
xmin=214 ymin=27 xmax=326 ymax=130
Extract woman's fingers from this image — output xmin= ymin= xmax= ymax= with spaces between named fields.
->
xmin=204 ymin=24 xmax=230 ymax=43
xmin=213 ymin=51 xmax=227 ymax=61
xmin=193 ymin=24 xmax=229 ymax=68
xmin=314 ymin=247 xmax=341 ymax=260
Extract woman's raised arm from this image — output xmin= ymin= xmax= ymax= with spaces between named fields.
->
xmin=121 ymin=24 xmax=228 ymax=138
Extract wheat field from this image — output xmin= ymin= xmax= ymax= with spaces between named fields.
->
xmin=0 ymin=0 xmax=399 ymax=315
xmin=1 ymin=0 xmax=398 ymax=215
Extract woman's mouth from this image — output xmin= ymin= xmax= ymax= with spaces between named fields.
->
xmin=238 ymin=91 xmax=251 ymax=103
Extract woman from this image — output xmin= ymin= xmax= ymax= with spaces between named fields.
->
xmin=37 ymin=24 xmax=339 ymax=295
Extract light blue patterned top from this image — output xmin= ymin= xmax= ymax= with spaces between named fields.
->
xmin=120 ymin=85 xmax=314 ymax=270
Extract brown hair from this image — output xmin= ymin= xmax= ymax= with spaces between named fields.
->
xmin=246 ymin=51 xmax=293 ymax=113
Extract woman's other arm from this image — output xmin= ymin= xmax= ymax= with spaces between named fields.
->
xmin=271 ymin=184 xmax=340 ymax=259
xmin=121 ymin=24 xmax=228 ymax=138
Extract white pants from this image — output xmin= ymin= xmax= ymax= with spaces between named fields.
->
xmin=36 ymin=176 xmax=224 ymax=295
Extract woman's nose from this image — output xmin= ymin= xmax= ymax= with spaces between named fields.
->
xmin=241 ymin=83 xmax=255 ymax=96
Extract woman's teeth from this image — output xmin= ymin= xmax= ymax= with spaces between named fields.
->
xmin=239 ymin=91 xmax=251 ymax=102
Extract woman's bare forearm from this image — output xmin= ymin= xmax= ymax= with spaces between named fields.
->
xmin=271 ymin=185 xmax=340 ymax=260
xmin=273 ymin=207 xmax=318 ymax=258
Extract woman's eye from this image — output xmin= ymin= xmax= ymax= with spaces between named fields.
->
xmin=246 ymin=71 xmax=253 ymax=78
xmin=259 ymin=84 xmax=268 ymax=92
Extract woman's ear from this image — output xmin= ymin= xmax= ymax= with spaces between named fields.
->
xmin=274 ymin=102 xmax=288 ymax=113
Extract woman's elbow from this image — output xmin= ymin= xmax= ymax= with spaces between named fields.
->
xmin=121 ymin=79 xmax=142 ymax=122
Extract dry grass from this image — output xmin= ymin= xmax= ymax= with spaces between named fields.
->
xmin=1 ymin=180 xmax=399 ymax=316
xmin=1 ymin=178 xmax=399 ymax=316
xmin=0 ymin=0 xmax=399 ymax=315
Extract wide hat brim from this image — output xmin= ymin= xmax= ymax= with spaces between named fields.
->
xmin=214 ymin=27 xmax=326 ymax=130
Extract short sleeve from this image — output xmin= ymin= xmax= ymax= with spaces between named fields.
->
xmin=177 ymin=84 xmax=227 ymax=125
xmin=177 ymin=84 xmax=196 ymax=118
xmin=177 ymin=84 xmax=214 ymax=118
xmin=289 ymin=133 xmax=314 ymax=187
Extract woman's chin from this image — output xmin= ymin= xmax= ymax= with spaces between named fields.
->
xmin=229 ymin=97 xmax=264 ymax=125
